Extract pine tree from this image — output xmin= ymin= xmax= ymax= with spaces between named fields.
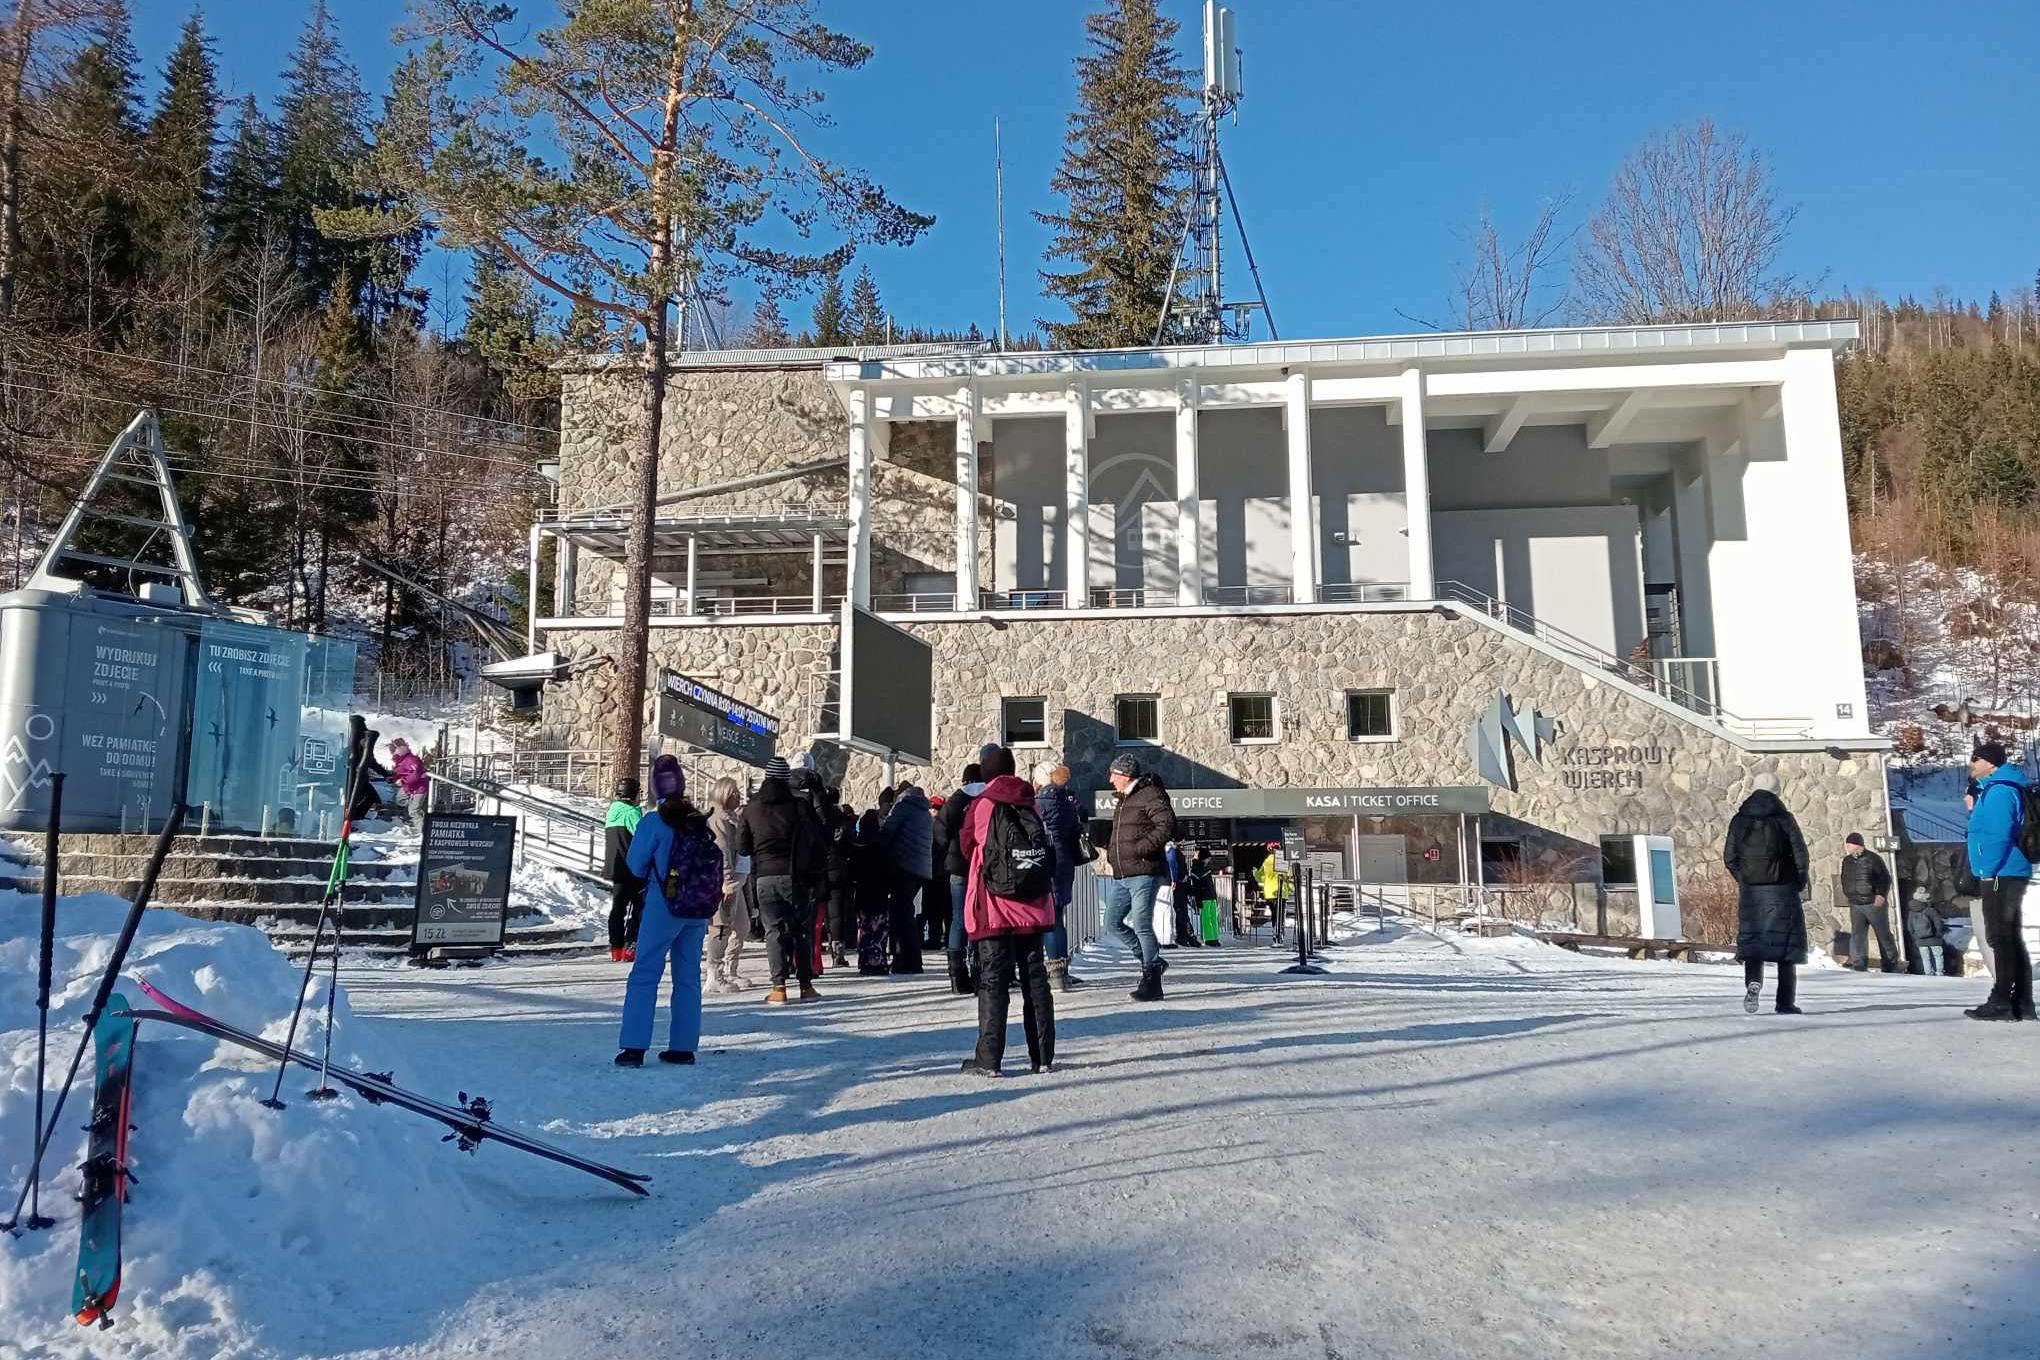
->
xmin=749 ymin=296 xmax=791 ymax=347
xmin=354 ymin=0 xmax=930 ymax=780
xmin=846 ymin=264 xmax=883 ymax=343
xmin=1035 ymin=0 xmax=1193 ymax=349
xmin=810 ymin=272 xmax=848 ymax=345
xmin=144 ymin=11 xmax=218 ymax=232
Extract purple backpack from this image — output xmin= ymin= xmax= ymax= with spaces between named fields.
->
xmin=658 ymin=814 xmax=724 ymax=919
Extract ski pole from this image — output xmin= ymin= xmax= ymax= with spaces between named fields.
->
xmin=17 ymin=772 xmax=65 ymax=1232
xmin=309 ymin=826 xmax=354 ymax=1101
xmin=4 ymin=801 xmax=184 ymax=1235
xmin=267 ymin=750 xmax=367 ymax=1109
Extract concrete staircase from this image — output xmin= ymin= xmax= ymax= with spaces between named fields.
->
xmin=0 ymin=833 xmax=599 ymax=960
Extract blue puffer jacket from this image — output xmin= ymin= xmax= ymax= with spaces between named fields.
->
xmin=1967 ymin=762 xmax=2033 ymax=880
xmin=1034 ymin=782 xmax=1084 ymax=875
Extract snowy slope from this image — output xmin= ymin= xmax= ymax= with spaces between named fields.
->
xmin=0 ymin=896 xmax=639 ymax=1358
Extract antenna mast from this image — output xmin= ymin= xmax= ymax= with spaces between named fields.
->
xmin=996 ymin=117 xmax=1008 ymax=350
xmin=1158 ymin=1 xmax=1275 ymax=345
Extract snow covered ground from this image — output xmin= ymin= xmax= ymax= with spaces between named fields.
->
xmin=6 ymin=912 xmax=2038 ymax=1359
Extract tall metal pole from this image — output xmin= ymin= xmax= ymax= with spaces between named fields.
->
xmin=19 ymin=771 xmax=64 ymax=1230
xmin=995 ymin=117 xmax=1007 ymax=351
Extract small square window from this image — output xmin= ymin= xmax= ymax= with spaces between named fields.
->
xmin=1600 ymin=836 xmax=1637 ymax=887
xmin=1115 ymin=694 xmax=1160 ymax=744
xmin=1002 ymin=697 xmax=1047 ymax=748
xmin=1228 ymin=692 xmax=1277 ymax=744
xmin=1345 ymin=689 xmax=1396 ymax=741
xmin=1480 ymin=840 xmax=1523 ymax=880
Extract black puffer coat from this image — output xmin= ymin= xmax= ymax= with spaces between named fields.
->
xmin=1109 ymin=776 xmax=1176 ymax=879
xmin=1724 ymin=790 xmax=1810 ymax=964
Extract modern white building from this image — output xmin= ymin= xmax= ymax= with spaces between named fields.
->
xmin=531 ymin=319 xmax=1887 ymax=936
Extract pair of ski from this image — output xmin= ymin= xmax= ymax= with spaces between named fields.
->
xmin=123 ymin=978 xmax=652 ymax=1198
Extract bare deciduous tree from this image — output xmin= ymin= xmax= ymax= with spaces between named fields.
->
xmin=1451 ymin=193 xmax=1573 ymax=331
xmin=1573 ymin=119 xmax=1797 ymax=324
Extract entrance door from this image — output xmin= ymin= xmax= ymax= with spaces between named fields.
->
xmin=1356 ymin=834 xmax=1407 ymax=909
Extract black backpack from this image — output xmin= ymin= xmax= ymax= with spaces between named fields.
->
xmin=1738 ymin=816 xmax=1793 ymax=886
xmin=981 ymin=800 xmax=1052 ymax=900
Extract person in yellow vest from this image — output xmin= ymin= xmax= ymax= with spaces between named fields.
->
xmin=1256 ymin=846 xmax=1289 ymax=907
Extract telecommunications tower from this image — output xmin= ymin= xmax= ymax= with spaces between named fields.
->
xmin=1157 ymin=1 xmax=1275 ymax=345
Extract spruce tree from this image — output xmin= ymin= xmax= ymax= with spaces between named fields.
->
xmin=211 ymin=95 xmax=274 ymax=264
xmin=28 ymin=0 xmax=145 ymax=336
xmin=273 ymin=1 xmax=367 ymax=306
xmin=144 ymin=11 xmax=218 ymax=232
xmin=846 ymin=264 xmax=884 ymax=343
xmin=810 ymin=272 xmax=848 ymax=346
xmin=749 ymin=296 xmax=791 ymax=347
xmin=463 ymin=246 xmax=552 ymax=405
xmin=1035 ymin=0 xmax=1193 ymax=349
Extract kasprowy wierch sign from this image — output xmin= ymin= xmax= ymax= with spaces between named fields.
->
xmin=410 ymin=813 xmax=516 ymax=951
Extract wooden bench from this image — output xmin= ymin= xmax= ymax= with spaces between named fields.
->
xmin=1538 ymin=931 xmax=1708 ymax=962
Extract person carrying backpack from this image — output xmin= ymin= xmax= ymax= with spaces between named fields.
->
xmin=955 ymin=745 xmax=1057 ymax=1076
xmin=1962 ymin=741 xmax=2035 ymax=1021
xmin=739 ymin=755 xmax=828 ymax=1003
xmin=1724 ymin=772 xmax=1810 ymax=1016
xmin=616 ymin=755 xmax=724 ymax=1067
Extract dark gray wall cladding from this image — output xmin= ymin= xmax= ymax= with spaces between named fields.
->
xmin=539 ymin=608 xmax=1884 ymax=931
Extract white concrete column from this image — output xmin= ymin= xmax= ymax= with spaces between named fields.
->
xmin=682 ymin=534 xmax=698 ymax=617
xmin=1399 ymin=366 xmax=1434 ymax=599
xmin=955 ymin=383 xmax=980 ymax=610
xmin=526 ymin=522 xmax=542 ymax=650
xmin=1064 ymin=381 xmax=1090 ymax=606
xmin=552 ymin=533 xmax=577 ymax=621
xmin=846 ymin=386 xmax=874 ymax=607
xmin=811 ymin=532 xmax=825 ymax=613
xmin=1284 ymin=371 xmax=1314 ymax=604
xmin=1175 ymin=380 xmax=1202 ymax=606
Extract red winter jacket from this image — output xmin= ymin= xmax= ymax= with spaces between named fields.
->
xmin=959 ymin=774 xmax=1056 ymax=941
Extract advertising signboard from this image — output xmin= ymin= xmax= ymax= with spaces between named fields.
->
xmin=409 ymin=813 xmax=517 ymax=951
xmin=1092 ymin=785 xmax=1491 ymax=819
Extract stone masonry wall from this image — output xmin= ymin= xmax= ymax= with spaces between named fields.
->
xmin=539 ymin=607 xmax=1886 ymax=930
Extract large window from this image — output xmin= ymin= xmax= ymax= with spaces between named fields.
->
xmin=1115 ymin=694 xmax=1160 ymax=745
xmin=1345 ymin=689 xmax=1396 ymax=741
xmin=1001 ymin=697 xmax=1047 ymax=748
xmin=1228 ymin=692 xmax=1277 ymax=744
xmin=1600 ymin=836 xmax=1638 ymax=887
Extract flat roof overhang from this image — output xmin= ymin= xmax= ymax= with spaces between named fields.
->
xmin=822 ymin=319 xmax=1860 ymax=387
xmin=546 ymin=513 xmax=849 ymax=569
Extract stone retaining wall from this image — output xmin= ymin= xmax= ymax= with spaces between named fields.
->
xmin=539 ymin=607 xmax=1887 ymax=926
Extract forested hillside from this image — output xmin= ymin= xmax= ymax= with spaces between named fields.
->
xmin=0 ymin=4 xmax=557 ymax=687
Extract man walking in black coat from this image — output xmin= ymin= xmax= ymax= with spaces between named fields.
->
xmin=1725 ymin=772 xmax=1810 ymax=1015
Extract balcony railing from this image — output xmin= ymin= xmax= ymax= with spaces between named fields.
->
xmin=978 ymin=588 xmax=1069 ymax=611
xmin=1202 ymin=584 xmax=1293 ymax=607
xmin=1090 ymin=587 xmax=1148 ymax=609
xmin=645 ymin=593 xmax=843 ymax=618
xmin=871 ymin=591 xmax=962 ymax=613
xmin=1317 ymin=582 xmax=1410 ymax=603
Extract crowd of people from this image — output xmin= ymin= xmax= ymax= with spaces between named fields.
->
xmin=1724 ymin=741 xmax=2036 ymax=1021
xmin=605 ymin=746 xmax=1204 ymax=1074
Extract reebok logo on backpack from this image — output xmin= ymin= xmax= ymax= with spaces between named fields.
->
xmin=660 ymin=822 xmax=725 ymax=919
xmin=982 ymin=801 xmax=1052 ymax=900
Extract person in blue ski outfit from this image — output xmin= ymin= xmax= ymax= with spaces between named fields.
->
xmin=616 ymin=755 xmax=716 ymax=1067
xmin=1963 ymin=741 xmax=2035 ymax=1021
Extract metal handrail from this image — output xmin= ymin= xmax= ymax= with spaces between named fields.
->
xmin=1089 ymin=587 xmax=1147 ymax=609
xmin=978 ymin=588 xmax=1069 ymax=611
xmin=1202 ymin=584 xmax=1292 ymax=606
xmin=425 ymin=769 xmax=609 ymax=886
xmin=1316 ymin=582 xmax=1410 ymax=603
xmin=1433 ymin=578 xmax=1762 ymax=726
xmin=871 ymin=592 xmax=960 ymax=612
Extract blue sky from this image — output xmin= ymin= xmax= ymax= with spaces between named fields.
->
xmin=135 ymin=0 xmax=2040 ymax=341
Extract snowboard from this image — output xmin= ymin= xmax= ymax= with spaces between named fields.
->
xmin=124 ymin=979 xmax=650 ymax=1198
xmin=72 ymin=992 xmax=137 ymax=1327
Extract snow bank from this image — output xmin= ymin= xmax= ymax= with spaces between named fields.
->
xmin=0 ymin=892 xmax=614 ymax=1358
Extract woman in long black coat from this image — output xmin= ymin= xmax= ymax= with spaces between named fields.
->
xmin=1724 ymin=775 xmax=1810 ymax=1016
